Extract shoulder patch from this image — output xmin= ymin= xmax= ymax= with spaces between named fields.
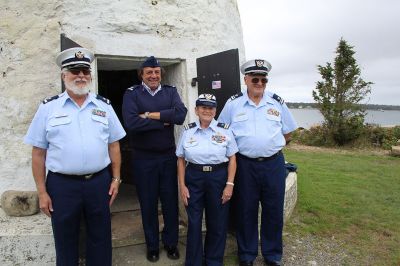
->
xmin=230 ymin=92 xmax=243 ymax=101
xmin=96 ymin=95 xmax=111 ymax=105
xmin=42 ymin=94 xmax=59 ymax=104
xmin=217 ymin=122 xmax=230 ymax=129
xmin=272 ymin=93 xmax=284 ymax=104
xmin=127 ymin=85 xmax=140 ymax=91
xmin=183 ymin=122 xmax=197 ymax=130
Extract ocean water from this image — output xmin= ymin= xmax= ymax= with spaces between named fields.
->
xmin=289 ymin=108 xmax=400 ymax=129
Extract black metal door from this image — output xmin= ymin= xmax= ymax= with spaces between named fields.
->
xmin=196 ymin=49 xmax=241 ymax=118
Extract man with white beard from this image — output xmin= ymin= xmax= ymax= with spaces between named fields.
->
xmin=24 ymin=47 xmax=126 ymax=266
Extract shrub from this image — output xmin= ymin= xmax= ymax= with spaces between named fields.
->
xmin=293 ymin=124 xmax=400 ymax=150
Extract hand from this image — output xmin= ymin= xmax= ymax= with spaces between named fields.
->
xmin=108 ymin=181 xmax=120 ymax=206
xmin=179 ymin=184 xmax=190 ymax=206
xmin=38 ymin=191 xmax=53 ymax=217
xmin=221 ymin=185 xmax=233 ymax=204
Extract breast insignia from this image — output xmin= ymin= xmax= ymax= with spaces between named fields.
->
xmin=272 ymin=93 xmax=284 ymax=105
xmin=96 ymin=95 xmax=111 ymax=105
xmin=183 ymin=122 xmax=197 ymax=130
xmin=42 ymin=94 xmax=60 ymax=104
xmin=230 ymin=92 xmax=243 ymax=101
xmin=217 ymin=122 xmax=230 ymax=129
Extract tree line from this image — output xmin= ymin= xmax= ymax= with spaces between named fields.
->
xmin=286 ymin=102 xmax=400 ymax=111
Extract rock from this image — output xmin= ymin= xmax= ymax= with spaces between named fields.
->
xmin=1 ymin=190 xmax=39 ymax=217
xmin=391 ymin=146 xmax=400 ymax=157
xmin=308 ymin=260 xmax=317 ymax=265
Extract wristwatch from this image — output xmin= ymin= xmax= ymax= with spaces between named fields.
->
xmin=112 ymin=177 xmax=122 ymax=184
xmin=144 ymin=112 xmax=150 ymax=118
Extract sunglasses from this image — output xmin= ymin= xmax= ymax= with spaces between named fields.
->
xmin=69 ymin=68 xmax=91 ymax=75
xmin=251 ymin=77 xmax=268 ymax=84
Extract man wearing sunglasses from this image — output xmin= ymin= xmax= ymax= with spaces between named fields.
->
xmin=24 ymin=47 xmax=126 ymax=266
xmin=218 ymin=59 xmax=297 ymax=266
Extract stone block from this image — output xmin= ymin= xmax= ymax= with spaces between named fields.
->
xmin=1 ymin=190 xmax=39 ymax=217
xmin=391 ymin=146 xmax=400 ymax=157
xmin=284 ymin=172 xmax=297 ymax=223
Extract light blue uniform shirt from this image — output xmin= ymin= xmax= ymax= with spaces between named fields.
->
xmin=176 ymin=119 xmax=238 ymax=164
xmin=218 ymin=91 xmax=297 ymax=158
xmin=24 ymin=92 xmax=126 ymax=175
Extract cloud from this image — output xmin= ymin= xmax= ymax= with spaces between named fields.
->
xmin=237 ymin=0 xmax=400 ymax=104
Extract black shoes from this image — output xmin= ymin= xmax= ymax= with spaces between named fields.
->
xmin=164 ymin=245 xmax=180 ymax=260
xmin=264 ymin=259 xmax=282 ymax=266
xmin=239 ymin=261 xmax=253 ymax=266
xmin=146 ymin=249 xmax=159 ymax=262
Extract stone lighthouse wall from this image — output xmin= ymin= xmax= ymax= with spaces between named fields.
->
xmin=0 ymin=0 xmax=245 ymax=195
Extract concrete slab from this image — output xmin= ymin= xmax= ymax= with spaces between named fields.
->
xmin=112 ymin=237 xmax=187 ymax=266
xmin=111 ymin=210 xmax=187 ymax=248
xmin=0 ymin=208 xmax=55 ymax=266
xmin=110 ymin=183 xmax=140 ymax=213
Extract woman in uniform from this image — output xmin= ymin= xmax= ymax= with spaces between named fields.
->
xmin=176 ymin=93 xmax=238 ymax=266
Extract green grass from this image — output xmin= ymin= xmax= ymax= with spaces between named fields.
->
xmin=284 ymin=149 xmax=400 ymax=265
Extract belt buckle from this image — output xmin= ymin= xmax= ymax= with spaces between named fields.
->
xmin=257 ymin=157 xmax=264 ymax=162
xmin=203 ymin=166 xmax=212 ymax=172
xmin=84 ymin=174 xmax=93 ymax=180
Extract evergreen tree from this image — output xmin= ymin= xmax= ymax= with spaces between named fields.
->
xmin=312 ymin=38 xmax=372 ymax=145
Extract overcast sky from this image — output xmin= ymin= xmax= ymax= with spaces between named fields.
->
xmin=236 ymin=0 xmax=400 ymax=105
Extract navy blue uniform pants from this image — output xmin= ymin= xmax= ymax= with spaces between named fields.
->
xmin=46 ymin=168 xmax=112 ymax=266
xmin=185 ymin=166 xmax=229 ymax=266
xmin=235 ymin=152 xmax=286 ymax=262
xmin=132 ymin=156 xmax=179 ymax=250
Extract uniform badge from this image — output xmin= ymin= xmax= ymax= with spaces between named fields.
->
xmin=75 ymin=51 xmax=84 ymax=59
xmin=92 ymin=109 xmax=106 ymax=117
xmin=255 ymin=59 xmax=264 ymax=67
xmin=267 ymin=108 xmax=280 ymax=117
xmin=187 ymin=137 xmax=196 ymax=144
xmin=211 ymin=132 xmax=226 ymax=143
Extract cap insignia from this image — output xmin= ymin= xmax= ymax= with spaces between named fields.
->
xmin=255 ymin=60 xmax=264 ymax=67
xmin=75 ymin=51 xmax=84 ymax=59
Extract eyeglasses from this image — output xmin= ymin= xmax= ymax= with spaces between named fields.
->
xmin=251 ymin=77 xmax=268 ymax=84
xmin=69 ymin=68 xmax=91 ymax=75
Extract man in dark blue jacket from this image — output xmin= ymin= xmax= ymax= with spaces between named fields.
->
xmin=122 ymin=56 xmax=187 ymax=262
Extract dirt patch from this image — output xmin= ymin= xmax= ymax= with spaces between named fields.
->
xmin=285 ymin=143 xmax=390 ymax=156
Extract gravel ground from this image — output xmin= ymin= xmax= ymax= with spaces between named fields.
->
xmin=224 ymin=230 xmax=359 ymax=266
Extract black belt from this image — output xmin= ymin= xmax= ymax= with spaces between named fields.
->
xmin=187 ymin=162 xmax=228 ymax=172
xmin=49 ymin=167 xmax=106 ymax=180
xmin=237 ymin=150 xmax=282 ymax=162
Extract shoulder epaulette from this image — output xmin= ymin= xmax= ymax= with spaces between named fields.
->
xmin=230 ymin=92 xmax=243 ymax=101
xmin=272 ymin=93 xmax=284 ymax=104
xmin=162 ymin=84 xmax=176 ymax=89
xmin=96 ymin=95 xmax=111 ymax=105
xmin=217 ymin=122 xmax=230 ymax=129
xmin=127 ymin=85 xmax=140 ymax=91
xmin=42 ymin=94 xmax=59 ymax=104
xmin=183 ymin=122 xmax=196 ymax=130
